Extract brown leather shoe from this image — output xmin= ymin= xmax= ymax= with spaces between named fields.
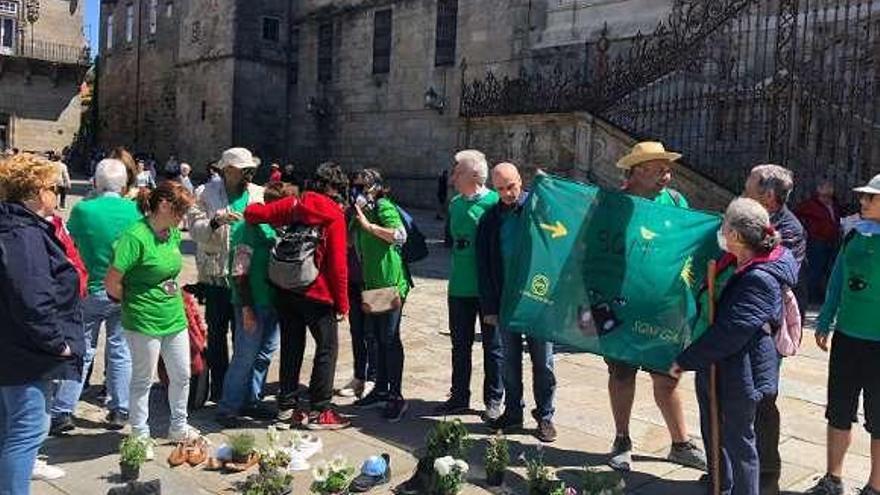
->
xmin=167 ymin=442 xmax=188 ymax=467
xmin=187 ymin=438 xmax=208 ymax=467
xmin=536 ymin=419 xmax=558 ymax=443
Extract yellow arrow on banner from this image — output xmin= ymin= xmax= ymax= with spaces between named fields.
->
xmin=540 ymin=220 xmax=568 ymax=239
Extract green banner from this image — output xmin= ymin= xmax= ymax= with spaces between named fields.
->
xmin=500 ymin=175 xmax=722 ymax=372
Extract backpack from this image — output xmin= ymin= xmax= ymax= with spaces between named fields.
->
xmin=395 ymin=205 xmax=429 ymax=263
xmin=774 ymin=286 xmax=803 ymax=357
xmin=268 ymin=224 xmax=323 ymax=291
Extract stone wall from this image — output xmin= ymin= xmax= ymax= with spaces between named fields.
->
xmin=461 ymin=112 xmax=734 ymax=212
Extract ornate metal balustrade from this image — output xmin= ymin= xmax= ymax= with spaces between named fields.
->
xmin=461 ymin=0 xmax=880 ymax=198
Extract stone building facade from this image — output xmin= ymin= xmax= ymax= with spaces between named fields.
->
xmin=0 ymin=0 xmax=89 ymax=153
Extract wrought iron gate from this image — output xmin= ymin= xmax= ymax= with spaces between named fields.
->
xmin=460 ymin=0 xmax=880 ymax=198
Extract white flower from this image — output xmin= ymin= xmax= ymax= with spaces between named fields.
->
xmin=312 ymin=463 xmax=328 ymax=482
xmin=453 ymin=459 xmax=469 ymax=474
xmin=329 ymin=454 xmax=348 ymax=472
xmin=434 ymin=456 xmax=454 ymax=476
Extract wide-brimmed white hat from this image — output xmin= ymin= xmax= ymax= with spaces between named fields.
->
xmin=217 ymin=147 xmax=257 ymax=170
xmin=616 ymin=141 xmax=682 ymax=170
xmin=853 ymin=173 xmax=880 ymax=195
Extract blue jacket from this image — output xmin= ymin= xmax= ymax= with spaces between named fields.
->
xmin=678 ymin=247 xmax=799 ymax=401
xmin=475 ymin=192 xmax=529 ymax=317
xmin=0 ymin=202 xmax=85 ymax=386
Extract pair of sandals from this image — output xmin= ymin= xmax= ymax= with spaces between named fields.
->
xmin=167 ymin=437 xmax=209 ymax=467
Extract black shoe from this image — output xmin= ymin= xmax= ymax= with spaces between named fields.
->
xmin=489 ymin=412 xmax=523 ymax=433
xmin=106 ymin=409 xmax=129 ymax=430
xmin=354 ymin=391 xmax=389 ymax=410
xmin=433 ymin=398 xmax=469 ymax=416
xmin=351 ymin=453 xmax=391 ymax=492
xmin=240 ymin=402 xmax=276 ymax=420
xmin=49 ymin=413 xmax=75 ymax=436
xmin=383 ymin=398 xmax=408 ymax=423
xmin=805 ymin=474 xmax=844 ymax=495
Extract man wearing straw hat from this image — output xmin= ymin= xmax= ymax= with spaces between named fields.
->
xmin=604 ymin=141 xmax=707 ymax=472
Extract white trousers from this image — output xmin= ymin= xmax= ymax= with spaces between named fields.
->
xmin=125 ymin=329 xmax=190 ymax=438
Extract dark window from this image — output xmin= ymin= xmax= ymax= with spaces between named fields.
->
xmin=372 ymin=9 xmax=392 ymax=74
xmin=201 ymin=101 xmax=206 ymax=121
xmin=435 ymin=0 xmax=457 ymax=67
xmin=262 ymin=17 xmax=280 ymax=42
xmin=290 ymin=27 xmax=299 ymax=84
xmin=317 ymin=22 xmax=333 ymax=83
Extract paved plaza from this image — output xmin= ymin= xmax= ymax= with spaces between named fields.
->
xmin=32 ymin=182 xmax=863 ymax=494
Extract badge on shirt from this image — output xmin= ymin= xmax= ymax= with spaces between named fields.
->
xmin=162 ymin=280 xmax=180 ymax=296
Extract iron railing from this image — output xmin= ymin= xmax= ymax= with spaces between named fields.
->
xmin=461 ymin=0 xmax=880 ymax=200
xmin=6 ymin=39 xmax=90 ymax=65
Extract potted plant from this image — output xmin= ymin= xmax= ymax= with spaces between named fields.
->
xmin=433 ymin=456 xmax=469 ymax=495
xmin=310 ymin=455 xmax=356 ymax=494
xmin=426 ymin=419 xmax=471 ymax=460
xmin=119 ymin=435 xmax=149 ymax=482
xmin=230 ymin=432 xmax=257 ymax=463
xmin=241 ymin=468 xmax=294 ymax=495
xmin=523 ymin=447 xmax=571 ymax=495
xmin=484 ymin=434 xmax=509 ymax=487
xmin=581 ymin=467 xmax=625 ymax=495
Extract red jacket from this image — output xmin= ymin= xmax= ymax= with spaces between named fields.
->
xmin=244 ymin=191 xmax=349 ymax=314
xmin=795 ymin=196 xmax=841 ymax=244
xmin=51 ymin=216 xmax=88 ymax=298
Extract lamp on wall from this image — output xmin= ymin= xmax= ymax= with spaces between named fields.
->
xmin=424 ymin=87 xmax=446 ymax=114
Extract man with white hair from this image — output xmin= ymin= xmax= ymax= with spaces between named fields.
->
xmin=50 ymin=158 xmax=142 ymax=434
xmin=435 ymin=149 xmax=505 ymax=420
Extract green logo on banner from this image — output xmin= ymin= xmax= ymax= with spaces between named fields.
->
xmin=530 ymin=274 xmax=550 ymax=297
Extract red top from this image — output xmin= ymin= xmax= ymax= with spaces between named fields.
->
xmin=244 ymin=191 xmax=349 ymax=314
xmin=795 ymin=196 xmax=841 ymax=243
xmin=269 ymin=170 xmax=283 ymax=182
xmin=51 ymin=216 xmax=88 ymax=298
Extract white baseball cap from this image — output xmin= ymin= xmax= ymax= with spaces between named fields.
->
xmin=217 ymin=147 xmax=257 ymax=170
xmin=853 ymin=173 xmax=880 ymax=195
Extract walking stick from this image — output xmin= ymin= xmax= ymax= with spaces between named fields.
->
xmin=707 ymin=260 xmax=721 ymax=495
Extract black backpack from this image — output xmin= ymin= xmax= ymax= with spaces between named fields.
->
xmin=395 ymin=205 xmax=429 ymax=263
xmin=268 ymin=224 xmax=323 ymax=291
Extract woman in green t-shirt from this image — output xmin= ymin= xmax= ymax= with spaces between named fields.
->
xmin=350 ymin=169 xmax=412 ymax=423
xmin=105 ymin=181 xmax=198 ymax=453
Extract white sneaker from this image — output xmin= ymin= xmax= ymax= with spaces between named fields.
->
xmin=31 ymin=459 xmax=65 ymax=480
xmin=336 ymin=378 xmax=363 ymax=398
xmin=168 ymin=425 xmax=201 ymax=442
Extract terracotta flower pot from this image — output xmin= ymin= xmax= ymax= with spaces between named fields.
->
xmin=224 ymin=452 xmax=260 ymax=473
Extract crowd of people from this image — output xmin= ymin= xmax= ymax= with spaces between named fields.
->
xmin=0 ymin=141 xmax=878 ymax=495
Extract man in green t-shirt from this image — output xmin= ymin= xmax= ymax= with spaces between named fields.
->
xmin=50 ymin=158 xmax=142 ymax=433
xmin=435 ymin=149 xmax=505 ymax=421
xmin=605 ymin=141 xmax=706 ymax=472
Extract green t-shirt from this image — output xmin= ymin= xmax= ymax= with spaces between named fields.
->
xmin=227 ymin=189 xmax=250 ymax=252
xmin=653 ymin=188 xmax=689 ymax=208
xmin=68 ymin=194 xmax=142 ymax=294
xmin=230 ymin=223 xmax=277 ymax=307
xmin=356 ymin=198 xmax=410 ymax=299
xmin=818 ymin=233 xmax=880 ymax=341
xmin=111 ymin=219 xmax=187 ymax=336
xmin=448 ymin=190 xmax=500 ymax=297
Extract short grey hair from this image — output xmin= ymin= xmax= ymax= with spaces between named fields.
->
xmin=750 ymin=164 xmax=794 ymax=204
xmin=454 ymin=149 xmax=489 ymax=185
xmin=725 ymin=197 xmax=781 ymax=254
xmin=94 ymin=158 xmax=128 ymax=194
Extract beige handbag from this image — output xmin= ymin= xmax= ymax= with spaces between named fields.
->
xmin=361 ymin=287 xmax=402 ymax=314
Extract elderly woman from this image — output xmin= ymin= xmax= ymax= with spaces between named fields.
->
xmin=673 ymin=198 xmax=798 ymax=495
xmin=0 ymin=153 xmax=85 ymax=494
xmin=105 ymin=181 xmax=199 ymax=456
xmin=350 ymin=169 xmax=412 ymax=422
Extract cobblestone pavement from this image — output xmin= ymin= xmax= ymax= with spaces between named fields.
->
xmin=33 ymin=182 xmax=856 ymax=494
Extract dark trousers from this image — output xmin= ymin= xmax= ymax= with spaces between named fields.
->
xmin=697 ymin=372 xmax=760 ymax=495
xmin=277 ymin=294 xmax=338 ymax=411
xmin=366 ymin=305 xmax=405 ymax=399
xmin=805 ymin=239 xmax=837 ymax=304
xmin=448 ymin=296 xmax=504 ymax=407
xmin=348 ymin=288 xmax=377 ymax=383
xmin=755 ymin=394 xmax=781 ymax=494
xmin=204 ymin=284 xmax=234 ymax=401
xmin=58 ymin=187 xmax=68 ymax=208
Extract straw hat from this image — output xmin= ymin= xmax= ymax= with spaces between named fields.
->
xmin=616 ymin=142 xmax=682 ymax=170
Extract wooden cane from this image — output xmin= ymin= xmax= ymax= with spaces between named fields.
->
xmin=707 ymin=260 xmax=721 ymax=495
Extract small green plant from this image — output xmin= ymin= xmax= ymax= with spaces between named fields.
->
xmin=433 ymin=456 xmax=469 ymax=495
xmin=310 ymin=455 xmax=356 ymax=494
xmin=485 ymin=434 xmax=510 ymax=476
xmin=426 ymin=419 xmax=471 ymax=460
xmin=522 ymin=447 xmax=568 ymax=495
xmin=581 ymin=467 xmax=625 ymax=495
xmin=119 ymin=435 xmax=149 ymax=467
xmin=229 ymin=433 xmax=257 ymax=462
xmin=241 ymin=469 xmax=294 ymax=495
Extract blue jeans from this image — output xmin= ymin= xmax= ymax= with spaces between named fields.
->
xmin=349 ymin=288 xmax=377 ymax=382
xmin=501 ymin=331 xmax=556 ymax=421
xmin=51 ymin=291 xmax=131 ymax=416
xmin=218 ymin=305 xmax=280 ymax=414
xmin=366 ymin=305 xmax=405 ymax=399
xmin=448 ymin=296 xmax=504 ymax=407
xmin=0 ymin=382 xmax=50 ymax=495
